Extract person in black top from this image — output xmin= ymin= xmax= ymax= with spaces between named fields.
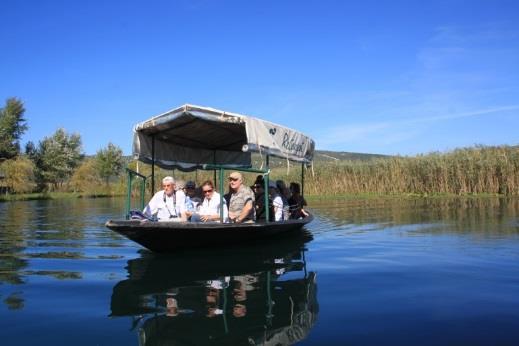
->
xmin=288 ymin=182 xmax=308 ymax=219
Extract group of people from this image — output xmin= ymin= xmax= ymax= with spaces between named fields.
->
xmin=142 ymin=171 xmax=308 ymax=223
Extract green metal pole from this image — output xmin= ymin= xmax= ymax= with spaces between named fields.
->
xmin=301 ymin=162 xmax=305 ymax=198
xmin=151 ymin=135 xmax=155 ymax=195
xmin=265 ymin=155 xmax=270 ymax=222
xmin=126 ymin=169 xmax=132 ymax=219
xmin=213 ymin=151 xmax=217 ymax=191
xmin=140 ymin=177 xmax=146 ymax=210
xmin=219 ymin=167 xmax=224 ymax=222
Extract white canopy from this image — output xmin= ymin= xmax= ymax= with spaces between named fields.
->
xmin=132 ymin=104 xmax=315 ymax=171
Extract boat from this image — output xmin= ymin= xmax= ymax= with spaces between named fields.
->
xmin=105 ymin=104 xmax=315 ymax=252
xmin=109 ymin=232 xmax=318 ymax=345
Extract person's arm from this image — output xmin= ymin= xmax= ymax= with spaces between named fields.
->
xmin=176 ymin=190 xmax=186 ymax=220
xmin=143 ymin=192 xmax=159 ymax=217
xmin=235 ymin=200 xmax=253 ymax=223
xmin=222 ymin=200 xmax=229 ymax=222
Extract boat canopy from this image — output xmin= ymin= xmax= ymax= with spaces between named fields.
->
xmin=133 ymin=104 xmax=315 ymax=171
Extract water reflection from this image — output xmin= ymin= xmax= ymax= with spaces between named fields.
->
xmin=311 ymin=197 xmax=519 ymax=236
xmin=110 ymin=232 xmax=318 ymax=345
xmin=0 ymin=198 xmax=126 ymax=310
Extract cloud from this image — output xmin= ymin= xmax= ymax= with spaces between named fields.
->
xmin=316 ymin=105 xmax=519 ymax=151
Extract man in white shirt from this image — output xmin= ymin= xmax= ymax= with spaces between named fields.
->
xmin=192 ymin=180 xmax=228 ymax=222
xmin=143 ymin=176 xmax=186 ymax=221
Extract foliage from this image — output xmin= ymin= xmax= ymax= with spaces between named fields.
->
xmin=35 ymin=128 xmax=83 ymax=190
xmin=0 ymin=98 xmax=28 ymax=160
xmin=0 ymin=156 xmax=36 ymax=193
xmin=69 ymin=158 xmax=103 ymax=193
xmin=95 ymin=143 xmax=123 ymax=185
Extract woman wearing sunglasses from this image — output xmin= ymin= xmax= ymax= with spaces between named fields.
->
xmin=191 ymin=180 xmax=228 ymax=223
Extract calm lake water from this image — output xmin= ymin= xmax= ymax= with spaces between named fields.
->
xmin=1 ymin=197 xmax=519 ymax=345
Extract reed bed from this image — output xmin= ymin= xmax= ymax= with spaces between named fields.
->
xmin=296 ymin=146 xmax=519 ymax=196
xmin=135 ymin=145 xmax=518 ymax=198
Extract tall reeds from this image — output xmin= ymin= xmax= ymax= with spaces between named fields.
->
xmin=293 ymin=145 xmax=519 ymax=196
xmin=66 ymin=145 xmax=519 ymax=199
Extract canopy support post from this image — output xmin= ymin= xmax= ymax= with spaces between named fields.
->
xmin=219 ymin=167 xmax=224 ymax=222
xmin=151 ymin=135 xmax=155 ymax=195
xmin=301 ymin=162 xmax=305 ymax=198
xmin=126 ymin=170 xmax=132 ymax=219
xmin=265 ymin=155 xmax=270 ymax=222
xmin=213 ymin=151 xmax=217 ymax=193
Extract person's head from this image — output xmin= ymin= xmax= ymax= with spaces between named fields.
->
xmin=289 ymin=182 xmax=301 ymax=194
xmin=201 ymin=180 xmax=215 ymax=199
xmin=185 ymin=180 xmax=196 ymax=197
xmin=268 ymin=180 xmax=278 ymax=194
xmin=254 ymin=175 xmax=264 ymax=185
xmin=228 ymin=172 xmax=243 ymax=191
xmin=175 ymin=179 xmax=185 ymax=191
xmin=276 ymin=180 xmax=287 ymax=191
xmin=253 ymin=182 xmax=264 ymax=194
xmin=162 ymin=176 xmax=176 ymax=196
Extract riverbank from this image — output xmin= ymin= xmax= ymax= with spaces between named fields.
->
xmin=0 ymin=192 xmax=122 ymax=202
xmin=1 ymin=191 xmax=511 ymax=203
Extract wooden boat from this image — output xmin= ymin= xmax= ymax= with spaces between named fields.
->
xmin=105 ymin=104 xmax=315 ymax=252
xmin=106 ymin=214 xmax=313 ymax=252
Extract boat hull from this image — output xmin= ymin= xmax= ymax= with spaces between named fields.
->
xmin=105 ymin=214 xmax=313 ymax=252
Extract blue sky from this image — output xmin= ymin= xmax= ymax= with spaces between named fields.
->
xmin=1 ymin=0 xmax=518 ymax=156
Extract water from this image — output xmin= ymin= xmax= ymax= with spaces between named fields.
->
xmin=1 ymin=197 xmax=519 ymax=345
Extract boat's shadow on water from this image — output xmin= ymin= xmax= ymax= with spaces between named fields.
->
xmin=109 ymin=231 xmax=319 ymax=346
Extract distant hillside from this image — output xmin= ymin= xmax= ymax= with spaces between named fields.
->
xmin=251 ymin=150 xmax=388 ymax=167
xmin=313 ymin=150 xmax=389 ymax=162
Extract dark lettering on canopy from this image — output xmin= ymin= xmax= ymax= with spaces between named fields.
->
xmin=282 ymin=132 xmax=305 ymax=156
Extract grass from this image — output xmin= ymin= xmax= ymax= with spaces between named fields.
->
xmin=0 ymin=191 xmax=124 ymax=202
xmin=2 ymin=145 xmax=518 ymax=201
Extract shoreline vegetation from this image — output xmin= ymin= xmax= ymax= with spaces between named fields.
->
xmin=1 ymin=98 xmax=518 ymax=202
xmin=0 ymin=191 xmax=514 ymax=203
xmin=2 ymin=145 xmax=518 ymax=202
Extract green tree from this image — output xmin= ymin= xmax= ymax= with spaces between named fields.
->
xmin=70 ymin=158 xmax=102 ymax=193
xmin=0 ymin=98 xmax=28 ymax=160
xmin=95 ymin=142 xmax=123 ymax=186
xmin=0 ymin=156 xmax=36 ymax=193
xmin=37 ymin=128 xmax=83 ymax=190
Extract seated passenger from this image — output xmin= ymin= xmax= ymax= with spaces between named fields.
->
xmin=191 ymin=180 xmax=228 ymax=222
xmin=269 ymin=181 xmax=285 ymax=221
xmin=183 ymin=180 xmax=202 ymax=220
xmin=288 ymin=182 xmax=308 ymax=219
xmin=143 ymin=176 xmax=186 ymax=221
xmin=228 ymin=172 xmax=255 ymax=223
xmin=253 ymin=180 xmax=274 ymax=222
xmin=276 ymin=179 xmax=291 ymax=221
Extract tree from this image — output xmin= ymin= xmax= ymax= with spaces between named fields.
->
xmin=0 ymin=156 xmax=36 ymax=193
xmin=95 ymin=143 xmax=123 ymax=186
xmin=37 ymin=128 xmax=83 ymax=190
xmin=69 ymin=158 xmax=102 ymax=193
xmin=0 ymin=98 xmax=28 ymax=160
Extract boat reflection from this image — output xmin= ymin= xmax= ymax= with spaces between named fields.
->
xmin=110 ymin=232 xmax=318 ymax=345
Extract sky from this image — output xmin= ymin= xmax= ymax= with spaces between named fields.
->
xmin=0 ymin=0 xmax=518 ymax=156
